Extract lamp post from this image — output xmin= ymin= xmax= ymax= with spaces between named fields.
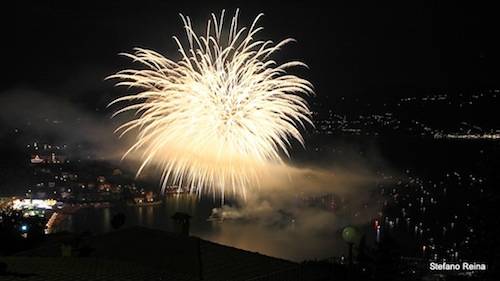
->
xmin=342 ymin=226 xmax=360 ymax=268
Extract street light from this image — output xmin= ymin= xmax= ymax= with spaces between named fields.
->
xmin=342 ymin=226 xmax=360 ymax=267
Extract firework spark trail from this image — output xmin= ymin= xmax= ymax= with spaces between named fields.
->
xmin=108 ymin=10 xmax=314 ymax=199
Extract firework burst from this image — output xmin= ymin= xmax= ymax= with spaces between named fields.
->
xmin=108 ymin=10 xmax=313 ymax=199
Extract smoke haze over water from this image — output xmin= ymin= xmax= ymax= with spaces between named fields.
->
xmin=199 ymin=164 xmax=384 ymax=261
xmin=0 ymin=89 xmax=387 ymax=261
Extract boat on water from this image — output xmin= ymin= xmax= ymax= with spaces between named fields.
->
xmin=207 ymin=207 xmax=243 ymax=222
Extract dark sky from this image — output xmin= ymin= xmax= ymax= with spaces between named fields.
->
xmin=6 ymin=1 xmax=500 ymax=109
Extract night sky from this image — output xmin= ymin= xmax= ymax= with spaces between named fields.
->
xmin=6 ymin=1 xmax=500 ymax=110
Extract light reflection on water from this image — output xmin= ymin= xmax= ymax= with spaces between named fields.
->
xmin=56 ymin=194 xmax=205 ymax=236
xmin=54 ymin=193 xmax=352 ymax=262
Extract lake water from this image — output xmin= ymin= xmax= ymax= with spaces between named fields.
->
xmin=51 ymin=136 xmax=500 ymax=261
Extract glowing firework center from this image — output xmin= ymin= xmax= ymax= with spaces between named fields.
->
xmin=109 ymin=10 xmax=313 ymax=198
